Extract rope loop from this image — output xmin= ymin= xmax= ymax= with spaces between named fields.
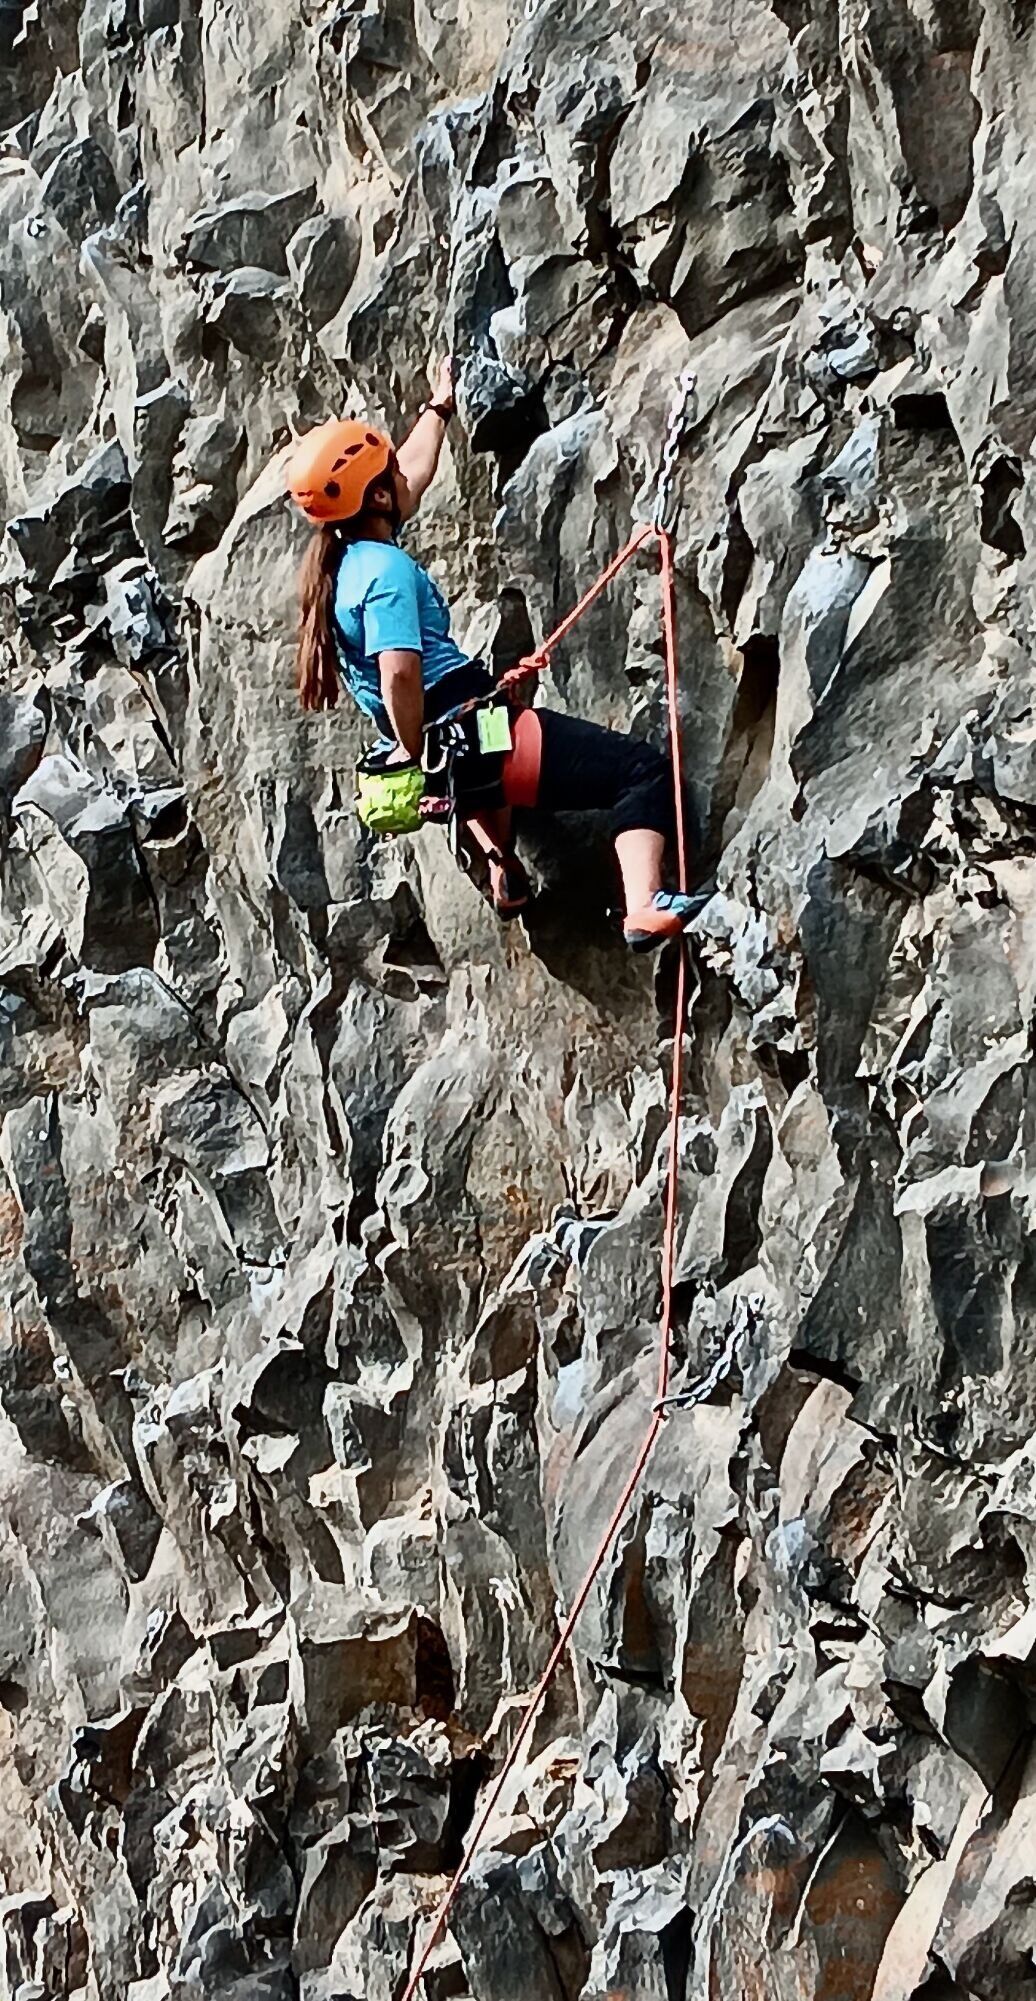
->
xmin=499 ymin=648 xmax=550 ymax=688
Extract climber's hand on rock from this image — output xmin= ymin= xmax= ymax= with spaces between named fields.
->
xmin=433 ymin=355 xmax=455 ymax=411
xmin=395 ymin=367 xmax=454 ymax=514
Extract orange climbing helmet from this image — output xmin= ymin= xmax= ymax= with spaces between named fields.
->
xmin=287 ymin=418 xmax=394 ymax=525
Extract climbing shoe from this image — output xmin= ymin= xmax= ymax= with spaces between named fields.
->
xmin=485 ymin=848 xmax=531 ymax=920
xmin=624 ymin=884 xmax=714 ymax=953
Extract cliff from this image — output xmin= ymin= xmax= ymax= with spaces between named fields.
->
xmin=1 ymin=2 xmax=1035 ymax=1997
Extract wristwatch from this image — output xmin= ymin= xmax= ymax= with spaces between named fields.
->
xmin=421 ymin=399 xmax=454 ymax=424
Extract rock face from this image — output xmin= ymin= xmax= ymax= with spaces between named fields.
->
xmin=1 ymin=1 xmax=1035 ymax=1996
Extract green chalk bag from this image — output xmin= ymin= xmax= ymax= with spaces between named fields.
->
xmin=355 ymin=752 xmax=426 ymax=836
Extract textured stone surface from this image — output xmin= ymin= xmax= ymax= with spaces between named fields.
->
xmin=1 ymin=1 xmax=1035 ymax=1997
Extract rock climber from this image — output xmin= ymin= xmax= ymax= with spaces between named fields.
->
xmin=287 ymin=360 xmax=708 ymax=950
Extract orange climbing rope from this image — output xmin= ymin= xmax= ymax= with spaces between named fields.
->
xmin=497 ymin=521 xmax=658 ymax=691
xmin=399 ymin=523 xmax=689 ymax=2001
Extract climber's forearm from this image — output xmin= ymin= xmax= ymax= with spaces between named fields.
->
xmin=394 ymin=408 xmax=449 ymax=519
xmin=379 ymin=650 xmax=424 ymax=760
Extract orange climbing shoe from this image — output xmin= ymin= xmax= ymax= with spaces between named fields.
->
xmin=624 ymin=885 xmax=713 ymax=953
xmin=486 ymin=848 xmax=531 ymax=920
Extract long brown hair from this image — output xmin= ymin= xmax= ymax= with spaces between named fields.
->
xmin=295 ymin=526 xmax=342 ymax=711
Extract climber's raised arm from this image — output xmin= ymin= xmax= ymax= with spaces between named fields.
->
xmin=393 ymin=357 xmax=455 ymax=521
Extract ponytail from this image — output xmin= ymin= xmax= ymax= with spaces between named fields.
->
xmin=295 ymin=526 xmax=342 ymax=711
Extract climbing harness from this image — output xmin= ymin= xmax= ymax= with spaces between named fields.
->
xmin=355 ymin=688 xmax=517 ymax=842
xmin=399 ymin=519 xmax=693 ymax=2001
xmin=500 ymin=706 xmax=543 ymax=808
xmin=422 ymin=694 xmax=514 ymax=844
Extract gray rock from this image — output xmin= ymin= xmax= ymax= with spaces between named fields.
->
xmin=164 ymin=411 xmax=246 ymax=551
xmin=0 ymin=688 xmax=49 ymax=810
xmin=2 ymin=0 xmax=1036 ymax=1996
xmin=180 ymin=187 xmax=316 ymax=277
xmin=38 ymin=136 xmax=119 ymax=243
xmin=286 ymin=213 xmax=360 ymax=329
xmin=94 ymin=559 xmax=170 ymax=664
xmin=11 ymin=754 xmax=159 ymax=969
xmin=204 ymin=267 xmax=293 ymax=357
xmin=5 ymin=442 xmax=135 ymax=642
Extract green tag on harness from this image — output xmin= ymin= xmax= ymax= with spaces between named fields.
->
xmin=476 ymin=704 xmax=513 ymax=755
xmin=356 ymin=760 xmax=425 ymax=835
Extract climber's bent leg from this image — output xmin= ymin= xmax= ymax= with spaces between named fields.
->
xmin=521 ymin=708 xmax=710 ymax=950
xmin=531 ymin=711 xmax=672 ymax=932
xmin=613 ymin=827 xmax=666 ymax=911
xmin=463 ymin=808 xmax=513 ymax=858
xmin=532 ymin=709 xmax=673 ymax=836
xmin=460 ymin=808 xmax=530 ymax=919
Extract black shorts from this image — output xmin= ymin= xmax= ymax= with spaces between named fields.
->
xmin=535 ymin=708 xmax=675 ymax=839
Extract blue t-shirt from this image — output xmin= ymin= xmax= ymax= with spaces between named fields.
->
xmin=333 ymin=540 xmax=471 ymax=725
